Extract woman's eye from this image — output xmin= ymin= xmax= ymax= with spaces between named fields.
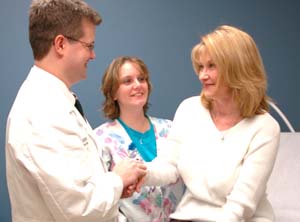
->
xmin=138 ymin=76 xmax=146 ymax=82
xmin=208 ymin=63 xmax=216 ymax=69
xmin=122 ymin=78 xmax=133 ymax=85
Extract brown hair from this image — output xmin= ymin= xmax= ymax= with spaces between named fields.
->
xmin=101 ymin=56 xmax=152 ymax=119
xmin=191 ymin=25 xmax=270 ymax=117
xmin=29 ymin=0 xmax=101 ymax=60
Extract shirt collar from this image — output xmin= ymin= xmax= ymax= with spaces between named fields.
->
xmin=29 ymin=65 xmax=75 ymax=105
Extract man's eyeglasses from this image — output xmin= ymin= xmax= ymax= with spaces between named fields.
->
xmin=64 ymin=36 xmax=95 ymax=51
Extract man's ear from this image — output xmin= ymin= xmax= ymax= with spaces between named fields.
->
xmin=53 ymin=35 xmax=66 ymax=55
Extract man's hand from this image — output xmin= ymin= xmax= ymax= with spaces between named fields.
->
xmin=135 ymin=175 xmax=146 ymax=193
xmin=121 ymin=184 xmax=136 ymax=198
xmin=113 ymin=158 xmax=147 ymax=197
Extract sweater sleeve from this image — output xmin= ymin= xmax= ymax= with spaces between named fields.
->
xmin=144 ymin=116 xmax=181 ymax=186
xmin=217 ymin=117 xmax=280 ymax=221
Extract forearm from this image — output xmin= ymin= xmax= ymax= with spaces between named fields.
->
xmin=144 ymin=158 xmax=179 ymax=186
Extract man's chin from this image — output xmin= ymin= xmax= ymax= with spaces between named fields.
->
xmin=78 ymin=76 xmax=87 ymax=82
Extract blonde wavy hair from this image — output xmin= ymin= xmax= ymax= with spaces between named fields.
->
xmin=191 ymin=25 xmax=270 ymax=118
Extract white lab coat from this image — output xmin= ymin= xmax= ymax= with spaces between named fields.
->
xmin=6 ymin=66 xmax=122 ymax=222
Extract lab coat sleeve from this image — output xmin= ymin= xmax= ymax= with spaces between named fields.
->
xmin=8 ymin=111 xmax=123 ymax=221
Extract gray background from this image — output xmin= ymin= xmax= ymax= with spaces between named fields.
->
xmin=1 ymin=1 xmax=299 ymax=221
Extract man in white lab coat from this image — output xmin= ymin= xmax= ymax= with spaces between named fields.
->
xmin=5 ymin=1 xmax=146 ymax=221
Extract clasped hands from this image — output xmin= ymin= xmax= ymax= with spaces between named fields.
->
xmin=112 ymin=158 xmax=147 ymax=198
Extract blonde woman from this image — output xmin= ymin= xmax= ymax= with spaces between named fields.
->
xmin=145 ymin=25 xmax=280 ymax=222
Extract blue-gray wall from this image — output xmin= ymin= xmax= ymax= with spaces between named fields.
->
xmin=1 ymin=1 xmax=299 ymax=221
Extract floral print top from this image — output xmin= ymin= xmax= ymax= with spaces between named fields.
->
xmin=94 ymin=117 xmax=184 ymax=222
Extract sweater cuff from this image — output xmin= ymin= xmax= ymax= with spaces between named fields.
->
xmin=216 ymin=202 xmax=244 ymax=222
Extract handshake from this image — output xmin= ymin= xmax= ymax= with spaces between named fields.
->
xmin=112 ymin=158 xmax=147 ymax=198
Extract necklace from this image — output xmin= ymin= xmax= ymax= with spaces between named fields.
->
xmin=139 ymin=136 xmax=144 ymax=144
xmin=220 ymin=129 xmax=228 ymax=141
xmin=118 ymin=117 xmax=157 ymax=162
xmin=210 ymin=109 xmax=242 ymax=142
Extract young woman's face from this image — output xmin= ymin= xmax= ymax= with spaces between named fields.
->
xmin=114 ymin=62 xmax=149 ymax=111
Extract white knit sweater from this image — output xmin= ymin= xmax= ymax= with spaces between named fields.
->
xmin=146 ymin=96 xmax=280 ymax=222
